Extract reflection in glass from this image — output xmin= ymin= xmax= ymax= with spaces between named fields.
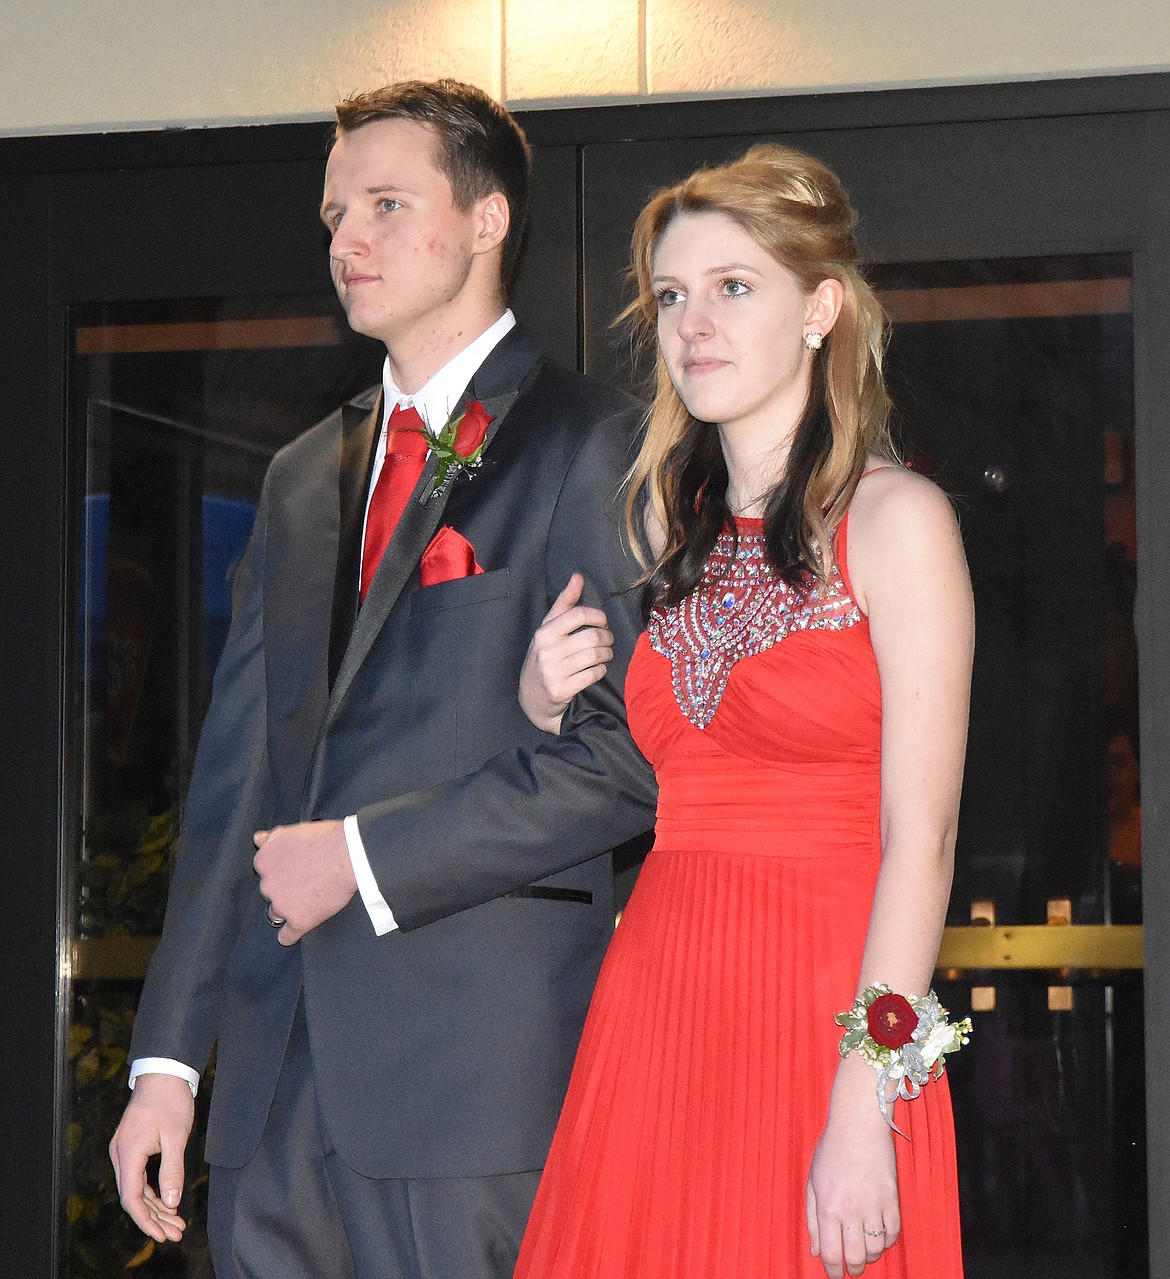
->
xmin=66 ymin=298 xmax=380 ymax=1275
xmin=871 ymin=255 xmax=1143 ymax=1278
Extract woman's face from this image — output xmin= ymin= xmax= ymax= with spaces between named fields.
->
xmin=651 ymin=210 xmax=820 ymax=445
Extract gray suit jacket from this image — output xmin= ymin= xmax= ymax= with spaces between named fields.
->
xmin=130 ymin=326 xmax=657 ymax=1179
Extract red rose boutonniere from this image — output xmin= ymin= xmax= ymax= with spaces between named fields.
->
xmin=419 ymin=400 xmax=494 ymax=502
xmin=866 ymin=992 xmax=918 ymax=1049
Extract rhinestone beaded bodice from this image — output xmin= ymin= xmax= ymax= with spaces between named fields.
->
xmin=647 ymin=524 xmax=862 ymax=730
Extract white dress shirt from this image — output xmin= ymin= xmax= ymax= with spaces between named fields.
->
xmin=129 ymin=310 xmax=516 ymax=1094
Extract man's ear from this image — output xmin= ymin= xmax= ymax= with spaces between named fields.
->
xmin=474 ymin=192 xmax=510 ymax=256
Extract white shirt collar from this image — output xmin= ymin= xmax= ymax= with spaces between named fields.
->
xmin=380 ymin=309 xmax=516 ymax=434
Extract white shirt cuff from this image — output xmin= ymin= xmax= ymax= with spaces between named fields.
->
xmin=344 ymin=814 xmax=398 ymax=935
xmin=129 ymin=1058 xmax=200 ymax=1098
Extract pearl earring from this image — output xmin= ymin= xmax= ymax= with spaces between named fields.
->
xmin=804 ymin=331 xmax=823 ymax=351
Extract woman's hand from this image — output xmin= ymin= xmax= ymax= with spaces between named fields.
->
xmin=519 ymin=573 xmax=614 ymax=733
xmin=806 ymin=1057 xmax=900 ymax=1278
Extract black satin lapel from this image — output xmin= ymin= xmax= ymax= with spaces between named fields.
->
xmin=329 ymin=395 xmax=381 ymax=688
xmin=468 ymin=324 xmax=542 ymax=400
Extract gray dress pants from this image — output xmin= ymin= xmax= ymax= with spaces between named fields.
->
xmin=207 ymin=1003 xmax=542 ymax=1279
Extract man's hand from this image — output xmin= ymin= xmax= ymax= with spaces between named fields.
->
xmin=253 ymin=819 xmax=358 ymax=945
xmin=109 ymin=1073 xmax=195 ymax=1243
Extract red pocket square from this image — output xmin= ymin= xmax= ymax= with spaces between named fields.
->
xmin=420 ymin=526 xmax=484 ymax=588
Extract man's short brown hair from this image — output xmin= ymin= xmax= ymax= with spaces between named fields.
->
xmin=336 ymin=79 xmax=531 ymax=291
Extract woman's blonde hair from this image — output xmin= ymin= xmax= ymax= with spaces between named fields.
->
xmin=623 ymin=143 xmax=894 ymax=606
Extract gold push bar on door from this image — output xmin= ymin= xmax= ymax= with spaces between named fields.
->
xmin=935 ymin=898 xmax=1143 ymax=1014
xmin=72 ymin=919 xmax=1145 ymax=981
xmin=936 ymin=923 xmax=1143 ymax=971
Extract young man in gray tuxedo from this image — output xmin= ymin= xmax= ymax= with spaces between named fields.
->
xmin=109 ymin=79 xmax=655 ymax=1278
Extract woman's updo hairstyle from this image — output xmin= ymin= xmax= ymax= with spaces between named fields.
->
xmin=623 ymin=143 xmax=894 ymax=610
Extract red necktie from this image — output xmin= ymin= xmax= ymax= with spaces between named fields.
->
xmin=360 ymin=403 xmax=429 ymax=600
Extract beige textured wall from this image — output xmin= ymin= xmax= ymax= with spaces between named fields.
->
xmin=2 ymin=0 xmax=1169 ymax=134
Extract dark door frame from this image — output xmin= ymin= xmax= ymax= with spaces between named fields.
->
xmin=2 ymin=71 xmax=1168 ymax=1274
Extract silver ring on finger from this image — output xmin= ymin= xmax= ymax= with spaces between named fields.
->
xmin=865 ymin=1229 xmax=886 ymax=1239
xmin=265 ymin=904 xmax=286 ymax=928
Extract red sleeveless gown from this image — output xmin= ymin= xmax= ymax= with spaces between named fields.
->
xmin=515 ymin=517 xmax=964 ymax=1277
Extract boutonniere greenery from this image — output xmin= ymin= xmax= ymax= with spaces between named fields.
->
xmin=419 ymin=400 xmax=494 ymax=502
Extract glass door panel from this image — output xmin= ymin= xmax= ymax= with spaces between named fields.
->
xmin=869 ymin=254 xmax=1143 ymax=1279
xmin=59 ymin=209 xmax=1148 ymax=1279
xmin=66 ymin=297 xmax=381 ymax=1275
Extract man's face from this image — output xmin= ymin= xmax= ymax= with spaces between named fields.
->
xmin=321 ymin=118 xmax=485 ymax=355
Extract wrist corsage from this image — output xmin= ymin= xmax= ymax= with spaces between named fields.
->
xmin=835 ymin=983 xmax=972 ymax=1135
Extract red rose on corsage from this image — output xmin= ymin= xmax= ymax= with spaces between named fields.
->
xmin=419 ymin=399 xmax=494 ymax=501
xmin=866 ymin=992 xmax=918 ymax=1049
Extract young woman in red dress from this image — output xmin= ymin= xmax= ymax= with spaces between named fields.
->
xmin=514 ymin=144 xmax=972 ymax=1279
